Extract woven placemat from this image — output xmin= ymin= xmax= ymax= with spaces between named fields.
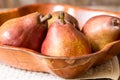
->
xmin=0 ymin=56 xmax=119 ymax=80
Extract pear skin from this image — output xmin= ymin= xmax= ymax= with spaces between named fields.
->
xmin=41 ymin=12 xmax=91 ymax=58
xmin=48 ymin=11 xmax=80 ymax=30
xmin=0 ymin=12 xmax=51 ymax=51
xmin=83 ymin=15 xmax=120 ymax=52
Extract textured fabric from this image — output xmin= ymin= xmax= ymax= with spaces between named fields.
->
xmin=0 ymin=56 xmax=119 ymax=80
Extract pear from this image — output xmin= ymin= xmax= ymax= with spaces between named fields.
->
xmin=41 ymin=12 xmax=91 ymax=58
xmin=48 ymin=11 xmax=80 ymax=30
xmin=82 ymin=15 xmax=120 ymax=52
xmin=0 ymin=12 xmax=52 ymax=51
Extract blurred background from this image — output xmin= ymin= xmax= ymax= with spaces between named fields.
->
xmin=0 ymin=0 xmax=120 ymax=12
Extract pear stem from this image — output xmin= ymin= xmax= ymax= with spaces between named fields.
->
xmin=112 ymin=18 xmax=120 ymax=26
xmin=40 ymin=14 xmax=52 ymax=23
xmin=59 ymin=12 xmax=66 ymax=24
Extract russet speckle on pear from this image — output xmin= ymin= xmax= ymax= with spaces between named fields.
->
xmin=41 ymin=12 xmax=91 ymax=58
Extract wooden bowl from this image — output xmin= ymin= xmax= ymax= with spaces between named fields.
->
xmin=0 ymin=3 xmax=120 ymax=79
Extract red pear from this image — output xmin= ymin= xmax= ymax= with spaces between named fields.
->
xmin=0 ymin=12 xmax=52 ymax=51
xmin=83 ymin=15 xmax=120 ymax=52
xmin=41 ymin=12 xmax=91 ymax=58
xmin=48 ymin=11 xmax=80 ymax=30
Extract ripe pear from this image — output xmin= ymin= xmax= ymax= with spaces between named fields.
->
xmin=41 ymin=12 xmax=91 ymax=58
xmin=0 ymin=12 xmax=52 ymax=51
xmin=83 ymin=15 xmax=120 ymax=52
xmin=48 ymin=11 xmax=80 ymax=30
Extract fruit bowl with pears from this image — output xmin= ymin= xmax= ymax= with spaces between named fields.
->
xmin=0 ymin=3 xmax=120 ymax=79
